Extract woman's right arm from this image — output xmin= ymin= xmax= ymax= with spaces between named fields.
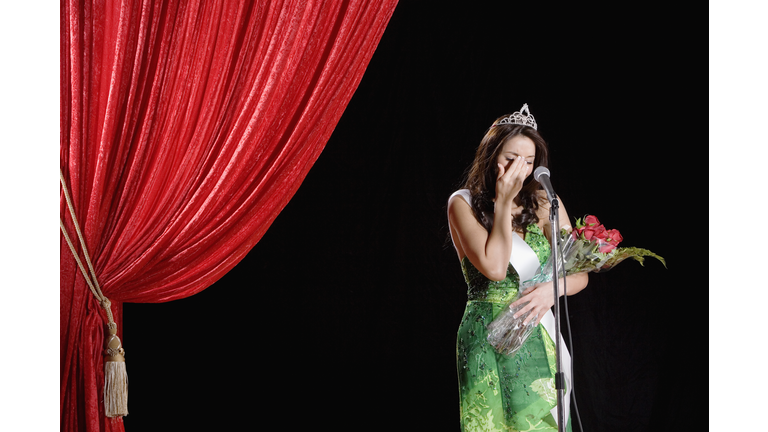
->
xmin=447 ymin=156 xmax=529 ymax=281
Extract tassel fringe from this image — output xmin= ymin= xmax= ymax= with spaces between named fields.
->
xmin=104 ymin=360 xmax=128 ymax=417
xmin=104 ymin=325 xmax=128 ymax=418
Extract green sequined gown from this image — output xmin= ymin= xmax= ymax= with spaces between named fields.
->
xmin=453 ymin=194 xmax=571 ymax=432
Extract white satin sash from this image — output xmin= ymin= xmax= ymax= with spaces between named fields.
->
xmin=510 ymin=232 xmax=540 ymax=283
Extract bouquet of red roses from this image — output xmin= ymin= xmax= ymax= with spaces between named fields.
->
xmin=486 ymin=215 xmax=665 ymax=357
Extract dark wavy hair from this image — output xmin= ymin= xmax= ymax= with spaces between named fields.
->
xmin=462 ymin=118 xmax=550 ymax=233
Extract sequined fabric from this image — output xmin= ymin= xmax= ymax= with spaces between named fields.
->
xmin=456 ymin=224 xmax=571 ymax=432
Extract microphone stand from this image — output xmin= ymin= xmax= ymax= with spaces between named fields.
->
xmin=549 ymin=197 xmax=566 ymax=432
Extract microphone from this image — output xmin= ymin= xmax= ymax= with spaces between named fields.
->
xmin=533 ymin=166 xmax=557 ymax=204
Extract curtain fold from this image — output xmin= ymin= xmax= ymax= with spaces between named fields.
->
xmin=60 ymin=1 xmax=398 ymax=430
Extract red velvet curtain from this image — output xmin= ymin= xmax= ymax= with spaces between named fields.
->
xmin=60 ymin=1 xmax=398 ymax=430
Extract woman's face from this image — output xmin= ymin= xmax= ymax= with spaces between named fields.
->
xmin=496 ymin=135 xmax=536 ymax=178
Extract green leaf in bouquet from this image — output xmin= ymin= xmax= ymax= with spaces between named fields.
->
xmin=597 ymin=247 xmax=667 ymax=272
xmin=574 ymin=217 xmax=584 ymax=229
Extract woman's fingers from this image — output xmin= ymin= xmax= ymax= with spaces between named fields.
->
xmin=502 ymin=156 xmax=525 ymax=179
xmin=498 ymin=157 xmax=526 ymax=188
xmin=511 ymin=300 xmax=532 ymax=319
xmin=510 ymin=284 xmax=552 ymax=326
xmin=507 ymin=158 xmax=530 ymax=188
xmin=512 ymin=302 xmax=540 ymax=326
xmin=510 ymin=295 xmax=535 ymax=316
xmin=512 ymin=156 xmax=529 ymax=180
xmin=496 ymin=156 xmax=530 ymax=203
xmin=509 ymin=296 xmax=525 ymax=310
xmin=526 ymin=313 xmax=541 ymax=327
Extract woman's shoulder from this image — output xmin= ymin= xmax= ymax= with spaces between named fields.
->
xmin=448 ymin=189 xmax=472 ymax=208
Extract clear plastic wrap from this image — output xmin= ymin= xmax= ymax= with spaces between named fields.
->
xmin=486 ymin=231 xmax=590 ymax=357
xmin=486 ymin=215 xmax=665 ymax=357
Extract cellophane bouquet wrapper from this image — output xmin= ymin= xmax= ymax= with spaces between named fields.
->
xmin=486 ymin=216 xmax=665 ymax=357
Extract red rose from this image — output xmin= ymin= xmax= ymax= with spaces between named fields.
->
xmin=584 ymin=215 xmax=600 ymax=226
xmin=581 ymin=223 xmax=606 ymax=241
xmin=598 ymin=243 xmax=616 ymax=253
xmin=594 ymin=227 xmax=611 ymax=241
xmin=605 ymin=229 xmax=623 ymax=246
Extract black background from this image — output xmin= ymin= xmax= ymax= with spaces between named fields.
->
xmin=124 ymin=2 xmax=705 ymax=431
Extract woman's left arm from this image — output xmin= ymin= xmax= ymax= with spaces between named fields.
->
xmin=510 ymin=272 xmax=588 ymax=326
xmin=509 ymin=195 xmax=589 ymax=326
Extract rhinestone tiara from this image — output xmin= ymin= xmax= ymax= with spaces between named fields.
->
xmin=493 ymin=103 xmax=537 ymax=130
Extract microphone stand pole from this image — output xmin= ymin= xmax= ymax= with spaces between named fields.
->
xmin=549 ymin=197 xmax=566 ymax=432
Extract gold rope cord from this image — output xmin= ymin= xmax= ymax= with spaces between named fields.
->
xmin=59 ymin=170 xmax=105 ymax=300
xmin=60 ymin=168 xmax=127 ymax=417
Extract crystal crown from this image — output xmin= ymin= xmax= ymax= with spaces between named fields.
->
xmin=495 ymin=103 xmax=537 ymax=130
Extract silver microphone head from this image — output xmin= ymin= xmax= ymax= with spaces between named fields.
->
xmin=533 ymin=166 xmax=550 ymax=181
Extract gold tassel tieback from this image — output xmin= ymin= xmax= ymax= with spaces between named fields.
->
xmin=60 ymin=168 xmax=128 ymax=418
xmin=104 ymin=318 xmax=128 ymax=417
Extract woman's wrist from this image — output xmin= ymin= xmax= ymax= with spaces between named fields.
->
xmin=494 ymin=195 xmax=517 ymax=213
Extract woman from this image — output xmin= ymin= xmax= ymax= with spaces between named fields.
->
xmin=447 ymin=104 xmax=588 ymax=431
